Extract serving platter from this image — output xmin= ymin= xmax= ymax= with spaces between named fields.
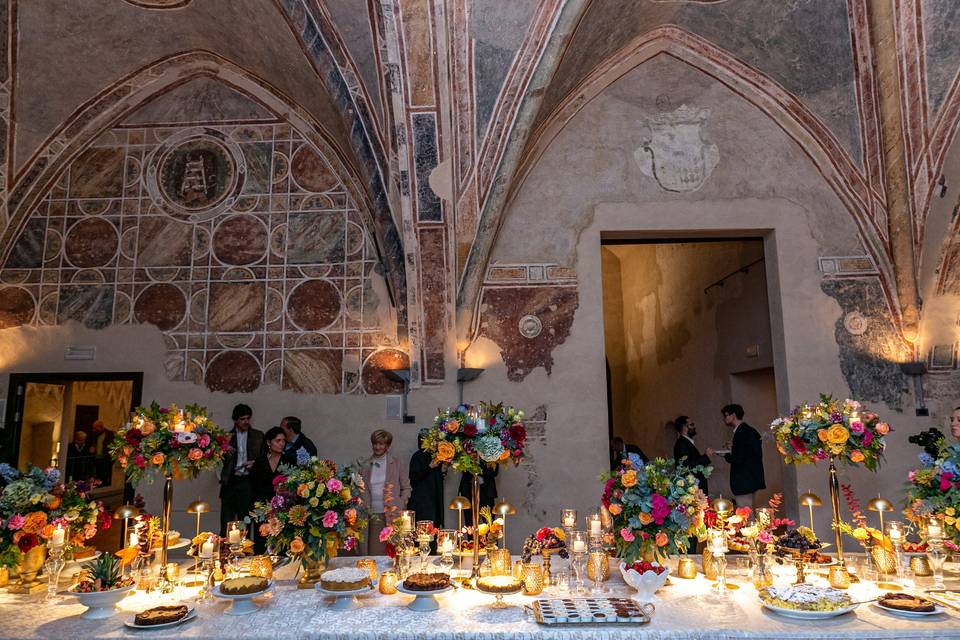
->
xmin=529 ymin=597 xmax=654 ymax=625
xmin=124 ymin=604 xmax=197 ymax=629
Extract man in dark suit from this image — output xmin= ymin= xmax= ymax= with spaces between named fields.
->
xmin=714 ymin=404 xmax=765 ymax=509
xmin=280 ymin=416 xmax=317 ymax=462
xmin=220 ymin=404 xmax=265 ymax=535
xmin=610 ymin=436 xmax=648 ymax=470
xmin=672 ymin=415 xmax=712 ymax=494
xmin=66 ymin=430 xmax=93 ymax=482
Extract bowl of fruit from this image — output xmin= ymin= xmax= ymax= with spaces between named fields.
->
xmin=68 ymin=553 xmax=136 ymax=619
xmin=619 ymin=560 xmax=669 ymax=602
xmin=775 ymin=527 xmax=824 ymax=558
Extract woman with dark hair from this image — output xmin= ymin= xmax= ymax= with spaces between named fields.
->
xmin=251 ymin=427 xmax=295 ymax=553
xmin=408 ymin=434 xmax=445 ymax=527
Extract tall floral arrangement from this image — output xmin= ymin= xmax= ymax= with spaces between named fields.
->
xmin=770 ymin=395 xmax=889 ymax=469
xmin=418 ymin=402 xmax=526 ymax=475
xmin=251 ymin=458 xmax=367 ymax=563
xmin=0 ymin=464 xmax=111 ymax=568
xmin=109 ymin=402 xmax=229 ymax=485
xmin=905 ymin=434 xmax=960 ymax=546
xmin=601 ymin=458 xmax=709 ymax=563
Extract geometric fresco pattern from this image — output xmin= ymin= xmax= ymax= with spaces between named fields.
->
xmin=0 ymin=123 xmax=409 ymax=394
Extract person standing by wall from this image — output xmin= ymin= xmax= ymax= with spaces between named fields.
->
xmin=88 ymin=420 xmax=116 ymax=486
xmin=360 ymin=429 xmax=411 ymax=555
xmin=951 ymin=406 xmax=960 ymax=441
xmin=219 ymin=404 xmax=264 ymax=535
xmin=407 ymin=434 xmax=445 ymax=527
xmin=280 ymin=416 xmax=317 ymax=462
xmin=672 ymin=415 xmax=712 ymax=494
xmin=251 ymin=426 xmax=294 ymax=553
xmin=714 ymin=403 xmax=764 ymax=509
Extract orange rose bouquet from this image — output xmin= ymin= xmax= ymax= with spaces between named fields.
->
xmin=109 ymin=401 xmax=229 ymax=485
xmin=770 ymin=395 xmax=888 ymax=470
xmin=601 ymin=458 xmax=709 ymax=562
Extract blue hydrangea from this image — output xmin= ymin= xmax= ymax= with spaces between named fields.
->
xmin=0 ymin=463 xmax=19 ymax=483
xmin=942 ymin=460 xmax=959 ymax=476
xmin=919 ymin=452 xmax=935 ymax=466
xmin=295 ymin=447 xmax=310 ymax=466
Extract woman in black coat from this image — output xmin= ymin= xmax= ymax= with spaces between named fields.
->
xmin=407 ymin=436 xmax=445 ymax=527
xmin=251 ymin=426 xmax=296 ymax=552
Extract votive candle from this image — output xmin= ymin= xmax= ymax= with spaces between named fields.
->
xmin=50 ymin=525 xmax=65 ymax=547
xmin=228 ymin=526 xmax=241 ymax=545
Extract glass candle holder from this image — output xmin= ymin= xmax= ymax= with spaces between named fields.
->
xmin=570 ymin=530 xmax=588 ymax=593
xmin=522 ymin=562 xmax=544 ymax=595
xmin=399 ymin=511 xmax=415 ymax=534
xmin=226 ymin=521 xmax=244 ymax=577
xmin=379 ymin=570 xmax=398 ymax=594
xmin=356 ymin=558 xmax=378 ymax=583
xmin=886 ymin=521 xmax=905 ymax=581
xmin=561 ymin=509 xmax=577 ymax=530
xmin=587 ymin=514 xmax=603 ymax=540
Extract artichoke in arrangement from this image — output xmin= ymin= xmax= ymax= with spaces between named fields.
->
xmin=74 ymin=552 xmax=133 ymax=592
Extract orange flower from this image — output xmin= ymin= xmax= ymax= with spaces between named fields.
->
xmin=151 ymin=452 xmax=165 ymax=465
xmin=297 ymin=484 xmax=310 ymax=498
xmin=40 ymin=524 xmax=55 ymax=540
xmin=638 ymin=512 xmax=653 ymax=525
xmin=436 ymin=441 xmax=456 ymax=463
xmin=45 ymin=496 xmax=61 ymax=510
xmin=826 ymin=424 xmax=849 ymax=445
xmin=499 ymin=450 xmax=511 ymax=462
xmin=141 ymin=420 xmax=156 ymax=436
xmin=850 ymin=450 xmax=865 ymax=463
xmin=620 ymin=470 xmax=638 ymax=488
xmin=187 ymin=447 xmax=203 ymax=461
xmin=817 ymin=429 xmax=829 ymax=443
xmin=655 ymin=532 xmax=669 ymax=547
xmin=345 ymin=508 xmax=358 ymax=526
xmin=289 ymin=537 xmax=305 ymax=554
xmin=608 ymin=503 xmax=622 ymax=516
xmin=22 ymin=512 xmax=47 ymax=534
xmin=875 ymin=422 xmax=890 ymax=435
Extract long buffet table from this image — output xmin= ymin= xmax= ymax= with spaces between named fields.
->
xmin=1 ymin=556 xmax=960 ymax=639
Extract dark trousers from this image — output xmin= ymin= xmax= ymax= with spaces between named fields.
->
xmin=220 ymin=476 xmax=253 ymax=536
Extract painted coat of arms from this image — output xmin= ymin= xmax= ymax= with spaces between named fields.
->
xmin=635 ymin=105 xmax=719 ymax=192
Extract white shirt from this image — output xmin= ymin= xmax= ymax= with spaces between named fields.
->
xmin=370 ymin=455 xmax=387 ymax=513
xmin=235 ymin=429 xmax=248 ymax=472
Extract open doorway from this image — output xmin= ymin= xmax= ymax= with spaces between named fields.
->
xmin=4 ymin=372 xmax=142 ymax=504
xmin=601 ymin=238 xmax=783 ymax=502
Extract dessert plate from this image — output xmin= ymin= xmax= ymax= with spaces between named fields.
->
xmin=874 ymin=601 xmax=945 ymax=617
xmin=761 ymin=601 xmax=858 ymax=619
xmin=212 ymin=580 xmax=273 ymax=615
xmin=397 ymin=583 xmax=453 ymax=612
xmin=124 ymin=605 xmax=197 ymax=629
xmin=315 ymin=584 xmax=376 ymax=611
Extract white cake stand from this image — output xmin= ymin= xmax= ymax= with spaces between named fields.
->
xmin=315 ymin=584 xmax=375 ymax=610
xmin=211 ymin=581 xmax=272 ymax=615
xmin=396 ymin=583 xmax=453 ymax=612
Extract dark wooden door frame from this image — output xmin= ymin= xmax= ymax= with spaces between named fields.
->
xmin=2 ymin=371 xmax=143 ymax=466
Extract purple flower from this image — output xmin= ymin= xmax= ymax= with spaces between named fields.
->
xmin=271 ymin=494 xmax=287 ymax=511
xmin=830 ymin=412 xmax=843 ymax=423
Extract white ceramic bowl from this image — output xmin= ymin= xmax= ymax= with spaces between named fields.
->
xmin=68 ymin=585 xmax=136 ymax=619
xmin=618 ymin=562 xmax=669 ymax=602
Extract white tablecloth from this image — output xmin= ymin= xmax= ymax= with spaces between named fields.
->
xmin=1 ymin=556 xmax=959 ymax=639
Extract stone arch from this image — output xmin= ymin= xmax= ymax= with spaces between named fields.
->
xmin=4 ymin=50 xmax=406 ymax=322
xmin=459 ymin=25 xmax=895 ymax=333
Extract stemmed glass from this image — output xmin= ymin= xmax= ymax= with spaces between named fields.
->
xmin=437 ymin=529 xmax=456 ymax=574
xmin=570 ymin=530 xmax=588 ymax=594
xmin=44 ymin=526 xmax=67 ymax=602
xmin=416 ymin=520 xmax=435 ymax=571
xmin=924 ymin=518 xmax=947 ymax=589
xmin=196 ymin=534 xmax=219 ymax=606
xmin=226 ymin=521 xmax=244 ymax=578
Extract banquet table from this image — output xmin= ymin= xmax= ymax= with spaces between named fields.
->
xmin=2 ymin=556 xmax=960 ymax=639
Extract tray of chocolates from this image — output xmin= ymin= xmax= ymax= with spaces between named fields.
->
xmin=528 ymin=597 xmax=654 ymax=625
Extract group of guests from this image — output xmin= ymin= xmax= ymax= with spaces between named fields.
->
xmin=611 ymin=403 xmax=767 ymax=509
xmin=218 ymin=404 xmax=497 ymax=555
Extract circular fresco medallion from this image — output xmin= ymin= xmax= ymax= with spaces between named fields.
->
xmin=159 ymin=137 xmax=235 ymax=211
xmin=145 ymin=128 xmax=245 ymax=222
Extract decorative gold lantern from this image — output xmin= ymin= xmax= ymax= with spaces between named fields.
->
xmin=587 ymin=551 xmax=610 ymax=582
xmin=379 ymin=570 xmax=398 ymax=595
xmin=522 ymin=562 xmax=544 ymax=595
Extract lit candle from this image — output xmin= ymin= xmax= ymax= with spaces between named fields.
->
xmin=589 ymin=515 xmax=602 ymax=537
xmin=888 ymin=524 xmax=902 ymax=542
xmin=200 ymin=539 xmax=214 ymax=558
xmin=711 ymin=531 xmax=726 ymax=553
xmin=228 ymin=526 xmax=241 ymax=545
xmin=441 ymin=538 xmax=454 ymax=554
xmin=401 ymin=513 xmax=412 ymax=533
xmin=572 ymin=540 xmax=586 ymax=554
xmin=561 ymin=509 xmax=577 ymax=528
xmin=174 ymin=420 xmax=185 ymax=433
xmin=129 ymin=532 xmax=139 ymax=548
xmin=51 ymin=525 xmax=65 ymax=547
xmin=928 ymin=520 xmax=943 ymax=540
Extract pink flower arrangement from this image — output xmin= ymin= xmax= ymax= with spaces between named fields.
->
xmin=326 ymin=478 xmax=343 ymax=493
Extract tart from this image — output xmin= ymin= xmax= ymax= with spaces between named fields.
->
xmin=71 ymin=546 xmax=97 ymax=560
xmin=759 ymin=584 xmax=852 ymax=611
xmin=475 ymin=575 xmax=522 ymax=594
xmin=319 ymin=567 xmax=371 ymax=592
xmin=220 ymin=576 xmax=269 ymax=595
xmin=134 ymin=605 xmax=188 ymax=626
xmin=403 ymin=572 xmax=451 ymax=591
xmin=878 ymin=592 xmax=936 ymax=613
